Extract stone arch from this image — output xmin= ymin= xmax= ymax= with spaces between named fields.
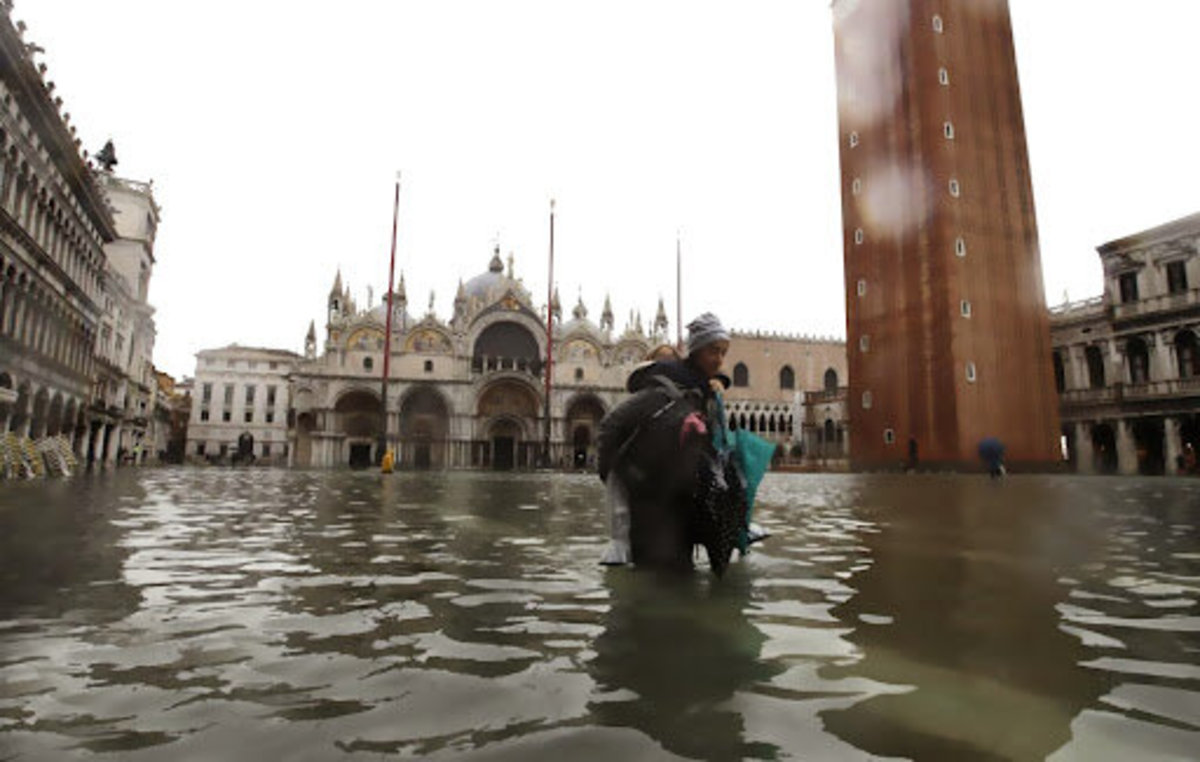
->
xmin=398 ymin=384 xmax=451 ymax=469
xmin=477 ymin=378 xmax=541 ymax=469
xmin=472 ymin=320 xmax=541 ymax=374
xmin=9 ymin=380 xmax=30 ymax=434
xmin=333 ymin=387 xmax=383 ymax=468
xmin=564 ymin=393 xmax=607 ymax=469
xmin=29 ymin=386 xmax=49 ymax=439
xmin=46 ymin=392 xmax=64 ymax=436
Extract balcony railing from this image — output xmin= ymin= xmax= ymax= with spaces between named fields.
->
xmin=1061 ymin=375 xmax=1200 ymax=406
xmin=1112 ymin=288 xmax=1200 ymax=322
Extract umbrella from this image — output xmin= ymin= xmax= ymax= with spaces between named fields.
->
xmin=978 ymin=437 xmax=1006 ymax=473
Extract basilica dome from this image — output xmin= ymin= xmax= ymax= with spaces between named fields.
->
xmin=462 ymin=247 xmax=508 ymax=301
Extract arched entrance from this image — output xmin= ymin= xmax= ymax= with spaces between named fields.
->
xmin=488 ymin=418 xmax=522 ymax=471
xmin=335 ymin=388 xmax=382 ymax=468
xmin=472 ymin=321 xmax=541 ymax=375
xmin=1091 ymin=423 xmax=1118 ymax=474
xmin=1132 ymin=418 xmax=1165 ymax=476
xmin=477 ymin=379 xmax=540 ymax=469
xmin=399 ymin=386 xmax=450 ymax=469
xmin=565 ymin=394 xmax=606 ymax=469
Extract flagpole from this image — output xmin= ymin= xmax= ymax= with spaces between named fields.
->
xmin=542 ymin=198 xmax=556 ymax=468
xmin=676 ymin=231 xmax=683 ymax=352
xmin=380 ymin=172 xmax=401 ymax=471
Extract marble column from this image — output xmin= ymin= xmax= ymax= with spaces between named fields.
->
xmin=1073 ymin=422 xmax=1095 ymax=474
xmin=1154 ymin=332 xmax=1175 ymax=382
xmin=105 ymin=423 xmax=122 ymax=466
xmin=1164 ymin=417 xmax=1183 ymax=476
xmin=1116 ymin=419 xmax=1138 ymax=475
xmin=90 ymin=423 xmax=106 ymax=466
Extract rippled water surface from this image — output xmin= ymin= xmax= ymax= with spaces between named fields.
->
xmin=1 ymin=470 xmax=1198 ymax=760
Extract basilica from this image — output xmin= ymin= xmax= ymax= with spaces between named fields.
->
xmin=286 ymin=247 xmax=848 ymax=469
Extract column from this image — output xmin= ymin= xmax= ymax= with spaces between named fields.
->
xmin=105 ymin=423 xmax=122 ymax=466
xmin=90 ymin=423 xmax=105 ymax=466
xmin=1073 ymin=422 xmax=1095 ymax=474
xmin=1164 ymin=417 xmax=1183 ymax=476
xmin=1116 ymin=419 xmax=1138 ymax=475
xmin=1154 ymin=332 xmax=1175 ymax=382
xmin=1108 ymin=340 xmax=1124 ymax=387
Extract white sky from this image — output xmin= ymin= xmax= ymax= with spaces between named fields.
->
xmin=15 ymin=1 xmax=1200 ymax=380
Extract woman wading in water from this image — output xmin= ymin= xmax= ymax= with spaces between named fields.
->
xmin=598 ymin=313 xmax=769 ymax=574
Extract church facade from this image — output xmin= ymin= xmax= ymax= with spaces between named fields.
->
xmin=287 ymin=248 xmax=847 ymax=470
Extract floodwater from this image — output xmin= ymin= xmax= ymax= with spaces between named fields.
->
xmin=0 ymin=471 xmax=1197 ymax=761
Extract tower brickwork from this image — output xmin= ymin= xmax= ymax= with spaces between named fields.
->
xmin=833 ymin=0 xmax=1060 ymax=468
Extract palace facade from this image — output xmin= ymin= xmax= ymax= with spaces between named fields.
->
xmin=1051 ymin=212 xmax=1200 ymax=475
xmin=285 ymin=248 xmax=846 ymax=469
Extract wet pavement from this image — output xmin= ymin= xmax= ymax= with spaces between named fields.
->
xmin=0 ymin=470 xmax=1197 ymax=760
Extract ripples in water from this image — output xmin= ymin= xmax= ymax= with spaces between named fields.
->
xmin=0 ymin=470 xmax=1197 ymax=760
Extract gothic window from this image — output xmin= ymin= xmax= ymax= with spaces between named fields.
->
xmin=1053 ymin=352 xmax=1065 ymax=393
xmin=768 ymin=415 xmax=777 ymax=433
xmin=759 ymin=414 xmax=767 ymax=432
xmin=944 ymin=122 xmax=955 ymax=140
xmin=574 ymin=367 xmax=584 ymax=381
xmin=733 ymin=363 xmax=749 ymax=387
xmin=779 ymin=365 xmax=795 ymax=390
xmin=938 ymin=67 xmax=950 ymax=85
xmin=748 ymin=414 xmax=757 ymax=432
xmin=363 ymin=357 xmax=374 ymax=372
xmin=884 ymin=428 xmax=896 ymax=444
xmin=425 ymin=360 xmax=435 ymax=373
xmin=1085 ymin=346 xmax=1106 ymax=388
xmin=824 ymin=368 xmax=839 ymax=392
xmin=739 ymin=413 xmax=748 ymax=430
xmin=955 ymin=237 xmax=967 ymax=257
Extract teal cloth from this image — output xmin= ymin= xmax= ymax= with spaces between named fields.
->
xmin=712 ymin=394 xmax=775 ymax=550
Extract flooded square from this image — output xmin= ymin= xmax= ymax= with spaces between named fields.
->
xmin=1 ymin=470 xmax=1197 ymax=760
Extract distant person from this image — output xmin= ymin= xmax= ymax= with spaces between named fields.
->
xmin=907 ymin=437 xmax=919 ymax=472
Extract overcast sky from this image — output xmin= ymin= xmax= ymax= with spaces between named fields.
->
xmin=16 ymin=1 xmax=1200 ymax=379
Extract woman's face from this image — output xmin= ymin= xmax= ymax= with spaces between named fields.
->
xmin=690 ymin=339 xmax=729 ymax=379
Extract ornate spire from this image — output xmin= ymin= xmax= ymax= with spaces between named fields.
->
xmin=550 ymin=285 xmax=562 ymax=322
xmin=507 ymin=251 xmax=515 ymax=279
xmin=600 ymin=294 xmax=614 ymax=333
xmin=329 ymin=268 xmax=343 ymax=297
xmin=396 ymin=272 xmax=407 ymax=304
xmin=635 ymin=309 xmax=644 ymax=335
xmin=489 ymin=244 xmax=503 ymax=273
xmin=306 ymin=320 xmax=316 ymax=341
xmin=455 ymin=277 xmax=467 ymax=304
xmin=572 ymin=291 xmax=588 ymax=321
xmin=654 ymin=296 xmax=669 ymax=335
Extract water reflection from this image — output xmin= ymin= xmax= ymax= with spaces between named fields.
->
xmin=591 ymin=566 xmax=779 ymax=761
xmin=0 ymin=470 xmax=1196 ymax=760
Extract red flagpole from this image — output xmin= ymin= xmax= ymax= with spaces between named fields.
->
xmin=542 ymin=199 xmax=555 ymax=467
xmin=381 ymin=172 xmax=401 ymax=465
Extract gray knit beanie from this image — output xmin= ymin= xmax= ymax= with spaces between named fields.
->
xmin=686 ymin=312 xmax=730 ymax=354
